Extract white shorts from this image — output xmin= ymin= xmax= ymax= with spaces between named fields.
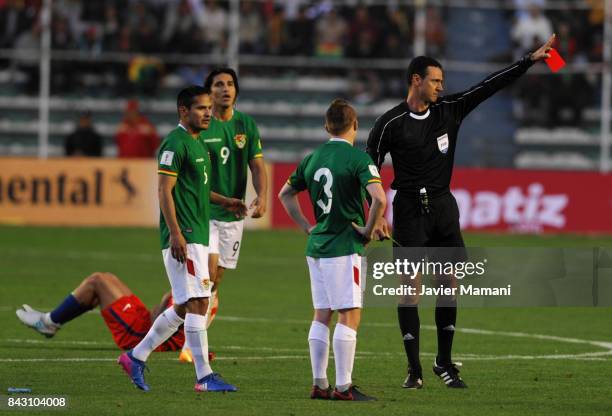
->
xmin=162 ymin=243 xmax=211 ymax=305
xmin=306 ymin=254 xmax=365 ymax=311
xmin=209 ymin=219 xmax=244 ymax=269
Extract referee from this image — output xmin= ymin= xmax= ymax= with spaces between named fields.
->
xmin=367 ymin=35 xmax=556 ymax=389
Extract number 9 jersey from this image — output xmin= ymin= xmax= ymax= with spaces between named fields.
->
xmin=199 ymin=110 xmax=264 ymax=222
xmin=287 ymin=138 xmax=382 ymax=258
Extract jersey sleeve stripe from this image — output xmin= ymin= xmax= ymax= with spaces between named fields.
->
xmin=158 ymin=169 xmax=178 ymax=177
xmin=251 ymin=153 xmax=264 ymax=159
xmin=367 ymin=178 xmax=382 ymax=184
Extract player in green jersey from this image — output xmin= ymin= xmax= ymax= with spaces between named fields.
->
xmin=278 ymin=99 xmax=388 ymax=401
xmin=118 ymin=86 xmax=245 ymax=393
xmin=201 ymin=68 xmax=267 ymax=328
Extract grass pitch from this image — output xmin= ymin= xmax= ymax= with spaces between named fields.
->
xmin=0 ymin=226 xmax=611 ymax=415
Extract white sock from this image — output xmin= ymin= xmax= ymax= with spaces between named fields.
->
xmin=185 ymin=313 xmax=213 ymax=380
xmin=132 ymin=307 xmax=184 ymax=362
xmin=333 ymin=323 xmax=357 ymax=391
xmin=43 ymin=312 xmax=60 ymax=327
xmin=308 ymin=321 xmax=329 ymax=388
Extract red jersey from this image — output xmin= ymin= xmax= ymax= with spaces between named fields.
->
xmin=101 ymin=294 xmax=184 ymax=351
xmin=115 ymin=117 xmax=159 ymax=158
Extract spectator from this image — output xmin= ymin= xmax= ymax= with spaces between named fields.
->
xmin=127 ymin=56 xmax=164 ymax=96
xmin=197 ymin=0 xmax=228 ymax=53
xmin=129 ymin=1 xmax=161 ymax=53
xmin=513 ymin=0 xmax=545 ymax=21
xmin=511 ymin=3 xmax=553 ymax=58
xmin=162 ymin=0 xmax=205 ymax=54
xmin=280 ymin=0 xmax=305 ymax=21
xmin=0 ymin=0 xmax=36 ymax=50
xmin=315 ymin=9 xmax=347 ymax=58
xmin=12 ymin=22 xmax=41 ymax=94
xmin=51 ymin=16 xmax=75 ymax=93
xmin=65 ymin=112 xmax=104 ymax=157
xmin=586 ymin=0 xmax=604 ymax=61
xmin=553 ymin=21 xmax=578 ymax=63
xmin=115 ymin=100 xmax=159 ymax=158
xmin=283 ymin=5 xmax=314 ymax=55
xmin=385 ymin=6 xmax=412 ymax=46
xmin=347 ymin=6 xmax=379 ymax=58
xmin=424 ymin=7 xmax=446 ymax=57
xmin=239 ymin=1 xmax=265 ymax=54
xmin=101 ymin=4 xmax=120 ymax=52
xmin=267 ymin=5 xmax=285 ymax=55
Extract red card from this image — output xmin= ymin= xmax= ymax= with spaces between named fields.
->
xmin=545 ymin=48 xmax=566 ymax=73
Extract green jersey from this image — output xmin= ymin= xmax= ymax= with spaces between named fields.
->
xmin=199 ymin=110 xmax=263 ymax=222
xmin=288 ymin=139 xmax=382 ymax=258
xmin=158 ymin=125 xmax=211 ymax=249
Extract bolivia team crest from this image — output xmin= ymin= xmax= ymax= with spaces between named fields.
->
xmin=234 ymin=134 xmax=247 ymax=149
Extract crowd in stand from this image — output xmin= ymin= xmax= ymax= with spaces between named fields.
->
xmin=0 ymin=0 xmax=605 ymax=122
xmin=507 ymin=0 xmax=604 ymax=127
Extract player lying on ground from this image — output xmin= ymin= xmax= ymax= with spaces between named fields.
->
xmin=279 ymin=99 xmax=389 ymax=401
xmin=15 ymin=272 xmax=188 ymax=353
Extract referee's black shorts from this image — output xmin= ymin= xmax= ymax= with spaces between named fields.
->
xmin=392 ymin=190 xmax=467 ymax=262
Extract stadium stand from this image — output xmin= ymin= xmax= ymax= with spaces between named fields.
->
xmin=0 ymin=0 xmax=607 ymax=170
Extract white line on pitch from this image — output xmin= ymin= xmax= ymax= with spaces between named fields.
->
xmin=2 ymin=313 xmax=611 ymax=357
xmin=215 ymin=315 xmax=612 ymax=351
xmin=0 ymin=353 xmax=609 ymax=363
xmin=2 ymin=337 xmax=611 ymax=362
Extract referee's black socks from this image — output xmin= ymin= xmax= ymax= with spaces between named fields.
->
xmin=397 ymin=305 xmax=422 ymax=376
xmin=435 ymin=302 xmax=457 ymax=367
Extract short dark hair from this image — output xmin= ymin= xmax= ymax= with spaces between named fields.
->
xmin=407 ymin=56 xmax=443 ymax=86
xmin=325 ymin=99 xmax=357 ymax=136
xmin=203 ymin=67 xmax=240 ymax=96
xmin=177 ymin=85 xmax=209 ymax=110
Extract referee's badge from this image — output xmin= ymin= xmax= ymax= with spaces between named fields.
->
xmin=234 ymin=134 xmax=247 ymax=149
xmin=437 ymin=133 xmax=449 ymax=154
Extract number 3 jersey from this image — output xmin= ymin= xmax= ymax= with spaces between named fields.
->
xmin=157 ymin=125 xmax=211 ymax=249
xmin=288 ymin=139 xmax=382 ymax=258
xmin=199 ymin=110 xmax=264 ymax=222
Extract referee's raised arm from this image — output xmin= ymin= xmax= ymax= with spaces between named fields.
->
xmin=442 ymin=34 xmax=556 ymax=123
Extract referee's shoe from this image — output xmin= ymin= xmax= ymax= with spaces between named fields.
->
xmin=433 ymin=360 xmax=467 ymax=388
xmin=402 ymin=370 xmax=423 ymax=389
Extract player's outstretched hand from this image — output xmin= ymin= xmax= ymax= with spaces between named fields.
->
xmin=530 ymin=33 xmax=555 ymax=61
xmin=352 ymin=222 xmax=372 ymax=244
xmin=223 ymin=198 xmax=248 ymax=218
xmin=170 ymin=232 xmax=187 ymax=263
xmin=249 ymin=196 xmax=267 ymax=218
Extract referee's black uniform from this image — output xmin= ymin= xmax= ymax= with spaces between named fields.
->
xmin=367 ymin=55 xmax=535 ymax=387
